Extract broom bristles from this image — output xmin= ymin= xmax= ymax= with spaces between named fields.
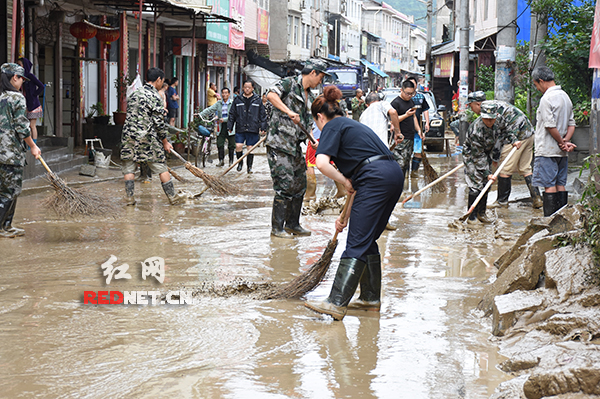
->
xmin=422 ymin=152 xmax=446 ymax=193
xmin=44 ymin=172 xmax=120 ymax=218
xmin=184 ymin=162 xmax=235 ymax=196
xmin=265 ymin=239 xmax=338 ymax=299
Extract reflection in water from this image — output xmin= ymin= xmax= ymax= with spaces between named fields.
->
xmin=0 ymin=155 xmax=533 ymax=398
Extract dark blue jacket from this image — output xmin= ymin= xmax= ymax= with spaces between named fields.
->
xmin=227 ymin=93 xmax=267 ymax=133
xmin=19 ymin=58 xmax=45 ymax=112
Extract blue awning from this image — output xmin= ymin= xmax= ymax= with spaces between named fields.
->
xmin=360 ymin=60 xmax=389 ymax=78
xmin=328 ymin=54 xmax=341 ymax=61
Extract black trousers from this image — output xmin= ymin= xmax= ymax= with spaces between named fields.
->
xmin=342 ymin=160 xmax=404 ymax=262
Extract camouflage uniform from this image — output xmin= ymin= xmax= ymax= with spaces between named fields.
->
xmin=120 ymin=83 xmax=169 ymax=169
xmin=462 ymin=112 xmax=528 ymax=191
xmin=0 ymin=90 xmax=31 ymax=200
xmin=350 ymin=96 xmax=366 ymax=121
xmin=265 ymin=74 xmax=315 ymax=199
xmin=485 ymin=100 xmax=534 ymax=142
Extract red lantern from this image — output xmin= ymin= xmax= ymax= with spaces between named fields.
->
xmin=70 ymin=21 xmax=97 ymax=48
xmin=96 ymin=26 xmax=120 ymax=50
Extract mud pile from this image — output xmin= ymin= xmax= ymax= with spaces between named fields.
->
xmin=480 ymin=205 xmax=600 ymax=399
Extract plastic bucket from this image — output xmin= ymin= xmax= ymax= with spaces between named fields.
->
xmin=94 ymin=149 xmax=112 ymax=168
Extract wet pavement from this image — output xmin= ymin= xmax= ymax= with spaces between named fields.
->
xmin=0 ymin=147 xmax=578 ymax=398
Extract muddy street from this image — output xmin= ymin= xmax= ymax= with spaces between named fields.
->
xmin=0 ymin=151 xmax=542 ymax=398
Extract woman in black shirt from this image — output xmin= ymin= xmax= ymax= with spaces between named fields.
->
xmin=304 ymin=86 xmax=404 ymax=321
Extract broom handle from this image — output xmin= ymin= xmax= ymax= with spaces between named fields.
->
xmin=221 ymin=135 xmax=267 ymax=176
xmin=295 ymin=122 xmax=318 ymax=145
xmin=38 ymin=155 xmax=53 ymax=174
xmin=467 ymin=145 xmax=518 ymax=214
xmin=170 ymin=148 xmax=188 ymax=164
xmin=402 ymin=163 xmax=464 ymax=204
xmin=332 ymin=192 xmax=355 ymax=241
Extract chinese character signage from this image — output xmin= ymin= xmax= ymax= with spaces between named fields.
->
xmin=207 ymin=43 xmax=228 ymax=67
xmin=207 ymin=0 xmax=230 ymax=45
xmin=434 ymin=53 xmax=454 ymax=78
xmin=258 ymin=9 xmax=269 ymax=45
xmin=229 ymin=0 xmax=245 ymax=50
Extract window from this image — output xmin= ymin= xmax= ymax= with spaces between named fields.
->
xmin=302 ymin=23 xmax=306 ymax=48
xmin=288 ymin=16 xmax=292 ymax=44
xmin=294 ymin=17 xmax=299 ymax=46
xmin=484 ymin=0 xmax=489 ymax=20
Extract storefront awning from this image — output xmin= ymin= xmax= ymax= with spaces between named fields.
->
xmin=361 ymin=60 xmax=389 ymax=78
xmin=163 ymin=0 xmax=238 ymax=22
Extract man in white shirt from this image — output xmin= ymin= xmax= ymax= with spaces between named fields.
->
xmin=359 ymin=92 xmax=402 ymax=147
xmin=531 ymin=66 xmax=577 ymax=216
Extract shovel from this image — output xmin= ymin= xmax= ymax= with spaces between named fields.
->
xmin=402 ymin=163 xmax=465 ymax=208
xmin=457 ymin=146 xmax=518 ymax=222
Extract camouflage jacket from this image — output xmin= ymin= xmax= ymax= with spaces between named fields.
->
xmin=486 ymin=100 xmax=533 ymax=142
xmin=462 ymin=117 xmax=509 ymax=180
xmin=0 ymin=91 xmax=31 ymax=166
xmin=265 ymin=75 xmax=316 ymax=157
xmin=121 ymin=83 xmax=169 ymax=163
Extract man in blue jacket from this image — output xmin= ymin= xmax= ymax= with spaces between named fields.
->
xmin=227 ymin=80 xmax=267 ymax=173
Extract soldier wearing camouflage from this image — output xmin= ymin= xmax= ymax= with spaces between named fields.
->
xmin=120 ymin=68 xmax=186 ymax=206
xmin=0 ymin=62 xmax=40 ymax=238
xmin=479 ymin=100 xmax=541 ymax=209
xmin=462 ymin=101 xmax=524 ymax=224
xmin=265 ymin=59 xmax=329 ymax=238
xmin=121 ymin=83 xmax=169 ymax=164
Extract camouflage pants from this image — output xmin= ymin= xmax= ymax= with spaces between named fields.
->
xmin=464 ymin=156 xmax=491 ymax=192
xmin=394 ymin=138 xmax=414 ymax=173
xmin=0 ymin=164 xmax=23 ymax=200
xmin=266 ymin=146 xmax=306 ymax=200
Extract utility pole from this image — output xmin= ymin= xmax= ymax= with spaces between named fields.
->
xmin=425 ymin=0 xmax=432 ymax=80
xmin=527 ymin=11 xmax=547 ymax=118
xmin=458 ymin=0 xmax=469 ymax=144
xmin=494 ymin=0 xmax=518 ymax=103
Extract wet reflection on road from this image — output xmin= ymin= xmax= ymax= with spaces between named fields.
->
xmin=0 ymin=153 xmax=542 ymax=398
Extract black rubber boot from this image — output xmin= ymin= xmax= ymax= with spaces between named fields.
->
xmin=161 ymin=179 xmax=186 ymax=205
xmin=2 ymin=198 xmax=24 ymax=236
xmin=558 ymin=191 xmax=569 ymax=209
xmin=467 ymin=190 xmax=479 ymax=224
xmin=236 ymin=151 xmax=243 ymax=171
xmin=247 ymin=154 xmax=254 ymax=174
xmin=349 ymin=254 xmax=381 ymax=311
xmin=271 ymin=197 xmax=294 ymax=239
xmin=477 ymin=192 xmax=493 ymax=224
xmin=217 ymin=147 xmax=225 ymax=167
xmin=410 ymin=157 xmax=421 ymax=177
xmin=543 ymin=192 xmax=560 ymax=217
xmin=524 ymin=175 xmax=543 ymax=209
xmin=228 ymin=148 xmax=235 ymax=166
xmin=492 ymin=176 xmax=511 ymax=207
xmin=305 ymin=258 xmax=367 ymax=321
xmin=0 ymin=197 xmax=18 ymax=238
xmin=125 ymin=180 xmax=136 ymax=206
xmin=285 ymin=197 xmax=311 ymax=236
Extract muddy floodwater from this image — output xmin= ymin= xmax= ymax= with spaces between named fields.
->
xmin=0 ymin=152 xmax=542 ymax=398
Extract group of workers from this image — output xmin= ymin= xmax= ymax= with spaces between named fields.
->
xmin=0 ymin=59 xmax=577 ymax=322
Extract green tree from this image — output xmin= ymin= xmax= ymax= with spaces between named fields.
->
xmin=475 ymin=65 xmax=495 ymax=92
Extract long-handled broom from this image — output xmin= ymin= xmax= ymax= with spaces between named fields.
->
xmin=169 ymin=149 xmax=234 ymax=196
xmin=402 ymin=163 xmax=464 ymax=208
xmin=421 ymin=151 xmax=444 ymax=192
xmin=456 ymin=146 xmax=518 ymax=223
xmin=193 ymin=135 xmax=267 ymax=198
xmin=265 ymin=193 xmax=354 ymax=300
xmin=39 ymin=156 xmax=120 ymax=218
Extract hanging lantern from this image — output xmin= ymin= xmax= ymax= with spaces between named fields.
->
xmin=69 ymin=21 xmax=97 ymax=48
xmin=96 ymin=26 xmax=120 ymax=50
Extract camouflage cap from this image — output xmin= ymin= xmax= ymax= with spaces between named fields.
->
xmin=1 ymin=63 xmax=28 ymax=80
xmin=304 ymin=59 xmax=332 ymax=76
xmin=480 ymin=101 xmax=498 ymax=119
xmin=466 ymin=90 xmax=486 ymax=104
